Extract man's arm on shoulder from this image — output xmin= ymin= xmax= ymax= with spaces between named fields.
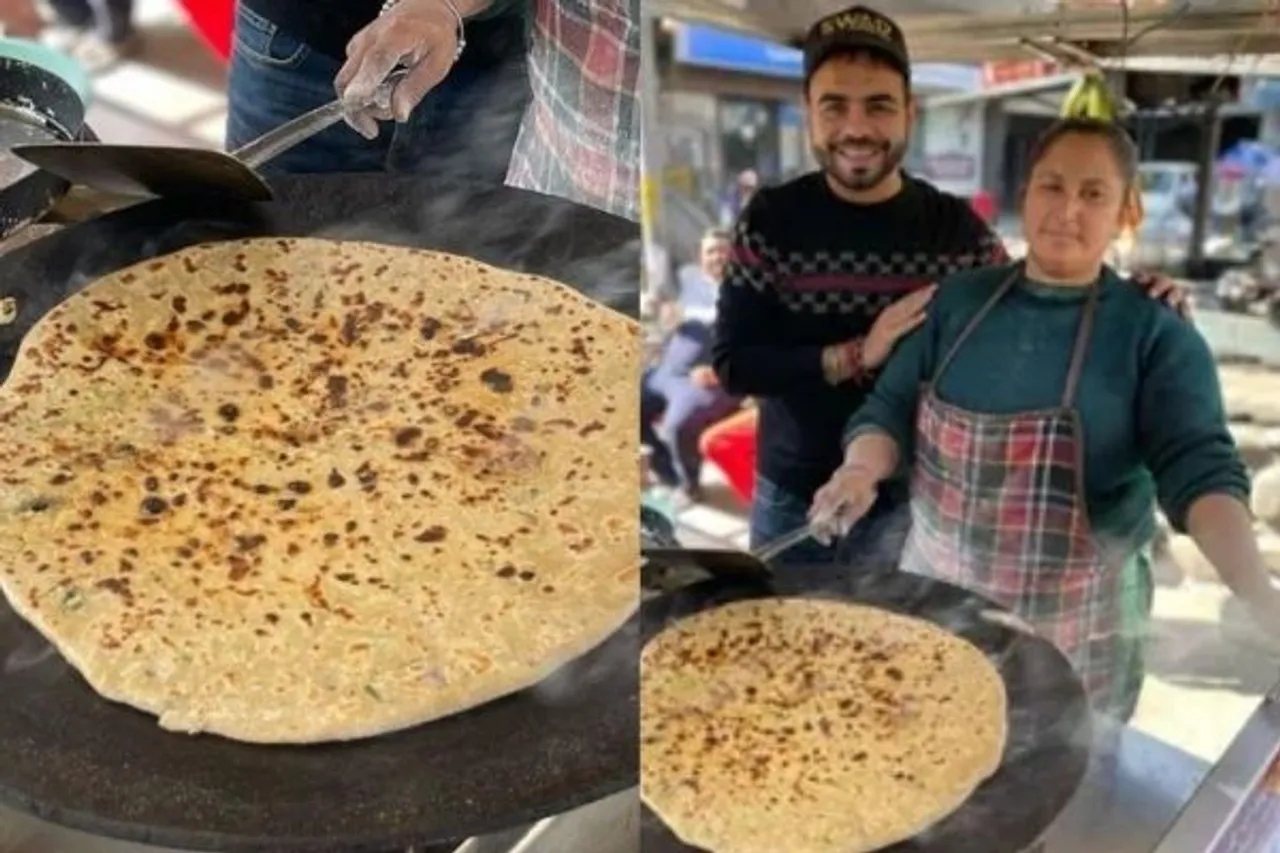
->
xmin=952 ymin=198 xmax=1009 ymax=268
xmin=711 ymin=194 xmax=827 ymax=396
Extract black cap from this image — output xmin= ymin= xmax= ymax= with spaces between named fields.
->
xmin=802 ymin=5 xmax=911 ymax=85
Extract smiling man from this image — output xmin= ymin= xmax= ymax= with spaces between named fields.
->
xmin=713 ymin=5 xmax=1010 ymax=566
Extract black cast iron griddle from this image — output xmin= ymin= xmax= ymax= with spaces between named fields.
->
xmin=639 ymin=562 xmax=1093 ymax=853
xmin=0 ymin=175 xmax=640 ymax=853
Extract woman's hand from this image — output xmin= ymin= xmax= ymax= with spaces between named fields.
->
xmin=1187 ymin=493 xmax=1280 ymax=635
xmin=808 ymin=463 xmax=879 ymax=544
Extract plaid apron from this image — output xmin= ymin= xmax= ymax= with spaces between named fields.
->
xmin=506 ymin=0 xmax=641 ymax=222
xmin=900 ymin=267 xmax=1143 ymax=719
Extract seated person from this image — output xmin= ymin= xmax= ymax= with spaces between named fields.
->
xmin=642 ymin=319 xmax=740 ymax=503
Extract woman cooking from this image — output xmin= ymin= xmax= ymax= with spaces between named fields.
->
xmin=810 ymin=117 xmax=1280 ymax=721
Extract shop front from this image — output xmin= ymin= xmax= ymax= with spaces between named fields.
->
xmin=653 ymin=19 xmax=980 ymax=208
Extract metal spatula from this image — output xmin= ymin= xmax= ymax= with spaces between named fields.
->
xmin=11 ymin=69 xmax=407 ymax=202
xmin=642 ymin=524 xmax=814 ymax=591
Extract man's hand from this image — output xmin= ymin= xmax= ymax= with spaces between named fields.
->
xmin=690 ymin=366 xmax=719 ymax=389
xmin=863 ymin=285 xmax=937 ymax=370
xmin=335 ymin=0 xmax=467 ymax=138
xmin=1132 ymin=270 xmax=1193 ymax=319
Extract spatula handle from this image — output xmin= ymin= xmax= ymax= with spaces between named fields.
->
xmin=230 ymin=67 xmax=411 ymax=170
xmin=750 ymin=525 xmax=813 ymax=563
xmin=230 ymin=101 xmax=346 ymax=170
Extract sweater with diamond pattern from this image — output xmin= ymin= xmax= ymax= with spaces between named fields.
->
xmin=712 ymin=171 xmax=1006 ymax=500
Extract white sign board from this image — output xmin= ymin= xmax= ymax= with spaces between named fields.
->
xmin=920 ymin=102 xmax=985 ymax=199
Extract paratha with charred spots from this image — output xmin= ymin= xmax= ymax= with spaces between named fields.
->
xmin=0 ymin=237 xmax=639 ymax=744
xmin=641 ymin=598 xmax=1007 ymax=853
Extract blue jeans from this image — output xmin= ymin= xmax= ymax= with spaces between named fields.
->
xmin=750 ymin=475 xmax=911 ymax=568
xmin=225 ymin=4 xmax=529 ymax=180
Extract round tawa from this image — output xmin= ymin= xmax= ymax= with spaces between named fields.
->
xmin=639 ymin=565 xmax=1092 ymax=853
xmin=0 ymin=176 xmax=639 ymax=852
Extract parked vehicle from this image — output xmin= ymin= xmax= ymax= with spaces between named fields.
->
xmin=1215 ymin=225 xmax=1280 ymax=319
xmin=1216 ymin=264 xmax=1268 ymax=313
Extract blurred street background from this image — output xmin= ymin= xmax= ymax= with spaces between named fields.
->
xmin=1 ymin=0 xmax=228 ymax=150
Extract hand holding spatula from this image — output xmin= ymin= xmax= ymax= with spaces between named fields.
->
xmin=335 ymin=0 xmax=469 ymax=138
xmin=13 ymin=68 xmax=408 ymax=202
xmin=809 ymin=463 xmax=880 ymax=545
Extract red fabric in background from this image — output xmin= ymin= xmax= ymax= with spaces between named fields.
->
xmin=702 ymin=412 xmax=758 ymax=506
xmin=175 ymin=0 xmax=234 ymax=63
xmin=970 ymin=190 xmax=998 ymax=224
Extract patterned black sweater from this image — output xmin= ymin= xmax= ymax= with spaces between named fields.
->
xmin=712 ymin=171 xmax=1007 ymax=500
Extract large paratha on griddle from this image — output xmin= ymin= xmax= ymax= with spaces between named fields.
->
xmin=641 ymin=598 xmax=1007 ymax=853
xmin=0 ymin=237 xmax=638 ymax=744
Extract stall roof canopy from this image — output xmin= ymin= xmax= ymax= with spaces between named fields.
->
xmin=652 ymin=0 xmax=1280 ymax=65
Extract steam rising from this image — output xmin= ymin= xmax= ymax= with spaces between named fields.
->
xmin=530 ymin=617 xmax=638 ymax=707
xmin=0 ymin=593 xmax=62 ymax=682
xmin=2 ymin=638 xmax=56 ymax=677
xmin=0 ymin=594 xmax=64 ymax=686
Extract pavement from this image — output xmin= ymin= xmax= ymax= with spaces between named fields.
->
xmin=1193 ymin=302 xmax=1280 ymax=367
xmin=62 ymin=0 xmax=228 ymax=150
